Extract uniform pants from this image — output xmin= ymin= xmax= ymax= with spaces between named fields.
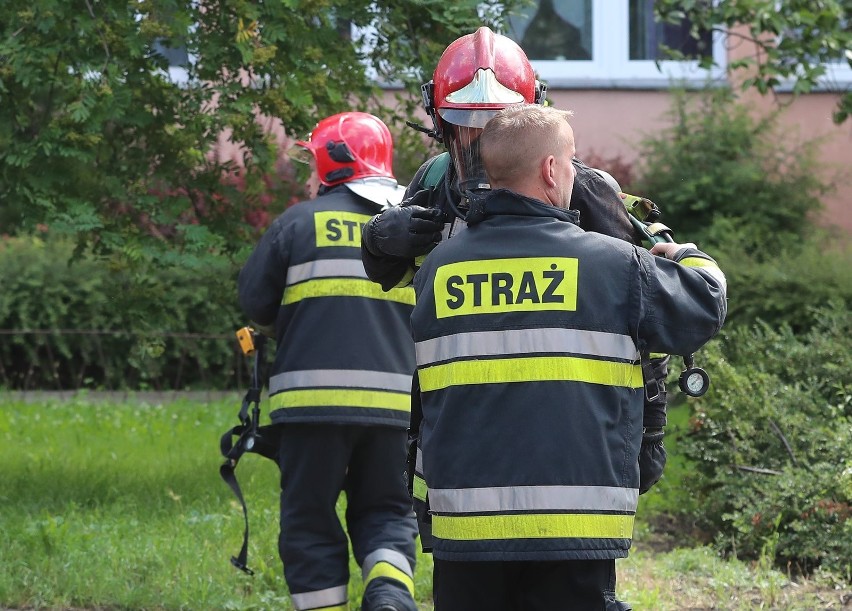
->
xmin=276 ymin=423 xmax=418 ymax=608
xmin=432 ymin=557 xmax=615 ymax=611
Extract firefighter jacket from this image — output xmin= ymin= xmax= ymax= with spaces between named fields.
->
xmin=238 ymin=187 xmax=416 ymax=429
xmin=410 ymin=189 xmax=727 ymax=562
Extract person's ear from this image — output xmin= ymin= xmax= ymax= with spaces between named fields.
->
xmin=541 ymin=155 xmax=557 ymax=188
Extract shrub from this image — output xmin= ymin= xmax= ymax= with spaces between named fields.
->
xmin=678 ymin=304 xmax=851 ymax=577
xmin=716 ymin=239 xmax=852 ymax=333
xmin=0 ymin=236 xmax=246 ymax=390
xmin=631 ymin=88 xmax=832 ymax=258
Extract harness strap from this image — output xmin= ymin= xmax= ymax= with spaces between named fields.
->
xmin=219 ymin=417 xmax=279 ymax=575
xmin=219 ymin=332 xmax=278 ymax=576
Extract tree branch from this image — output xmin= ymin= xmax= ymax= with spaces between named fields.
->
xmin=735 ymin=465 xmax=783 ymax=476
xmin=768 ymin=418 xmax=798 ymax=466
xmin=83 ymin=0 xmax=111 ymax=75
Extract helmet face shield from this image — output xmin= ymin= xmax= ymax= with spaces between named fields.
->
xmin=438 ymin=108 xmax=502 ymax=129
xmin=444 ymin=124 xmax=490 ymax=194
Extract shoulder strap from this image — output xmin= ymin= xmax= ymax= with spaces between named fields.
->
xmin=421 ymin=152 xmax=450 ymax=189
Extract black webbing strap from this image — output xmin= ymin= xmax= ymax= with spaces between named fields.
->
xmin=640 ymin=351 xmax=662 ymax=403
xmin=219 ymin=333 xmax=277 ymax=576
xmin=219 ymin=419 xmax=278 ymax=575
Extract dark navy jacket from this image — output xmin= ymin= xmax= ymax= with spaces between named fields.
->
xmin=238 ymin=187 xmax=416 ymax=428
xmin=410 ymin=189 xmax=726 ymax=561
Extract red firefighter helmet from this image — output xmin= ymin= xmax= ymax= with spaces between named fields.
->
xmin=297 ymin=112 xmax=395 ymax=187
xmin=420 ymin=27 xmax=547 ymax=195
xmin=423 ymin=26 xmax=546 ymax=141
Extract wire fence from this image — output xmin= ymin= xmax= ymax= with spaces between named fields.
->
xmin=0 ymin=328 xmax=250 ymax=391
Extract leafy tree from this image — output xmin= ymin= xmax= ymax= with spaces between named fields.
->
xmin=654 ymin=0 xmax=852 ymax=123
xmin=0 ymin=0 xmax=515 ymax=264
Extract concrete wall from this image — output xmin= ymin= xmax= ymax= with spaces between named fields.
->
xmin=213 ymin=87 xmax=850 ymax=236
xmin=546 ymin=87 xmax=852 ymax=235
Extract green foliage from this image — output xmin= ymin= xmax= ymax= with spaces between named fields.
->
xmin=0 ymin=0 xmax=522 ymax=327
xmin=718 ymin=241 xmax=852 ymax=332
xmin=653 ymin=0 xmax=852 ymax=123
xmin=632 ymin=88 xmax=831 ymax=258
xmin=0 ymin=236 xmax=245 ymax=390
xmin=678 ymin=305 xmax=852 ymax=576
xmin=0 ymin=0 xmax=518 ymax=260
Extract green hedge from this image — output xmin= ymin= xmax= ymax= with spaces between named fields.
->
xmin=0 ymin=236 xmax=247 ymax=390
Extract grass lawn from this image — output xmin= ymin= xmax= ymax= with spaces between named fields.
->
xmin=0 ymin=394 xmax=847 ymax=610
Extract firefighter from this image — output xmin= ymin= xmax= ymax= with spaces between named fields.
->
xmin=361 ymin=26 xmax=669 ymax=609
xmin=409 ymin=104 xmax=727 ymax=610
xmin=237 ymin=111 xmax=419 ymax=611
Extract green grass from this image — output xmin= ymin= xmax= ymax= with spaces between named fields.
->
xmin=0 ymin=395 xmax=434 ymax=610
xmin=1 ymin=394 xmax=846 ymax=610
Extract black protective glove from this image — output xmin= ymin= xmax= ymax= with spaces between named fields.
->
xmin=638 ymin=428 xmax=666 ymax=495
xmin=362 ymin=189 xmax=445 ymax=259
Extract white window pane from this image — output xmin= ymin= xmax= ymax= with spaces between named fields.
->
xmin=506 ymin=0 xmax=593 ymax=61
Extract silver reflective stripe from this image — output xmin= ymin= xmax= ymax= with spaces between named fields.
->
xmin=269 ymin=369 xmax=411 ymax=394
xmin=291 ymin=584 xmax=348 ymax=610
xmin=362 ymin=548 xmax=413 ymax=582
xmin=286 ymin=259 xmax=367 ymax=286
xmin=429 ymin=485 xmax=639 ymax=514
xmin=415 ymin=447 xmax=423 ymax=472
xmin=445 ymin=68 xmax=526 ymax=105
xmin=415 ymin=328 xmax=638 ymax=366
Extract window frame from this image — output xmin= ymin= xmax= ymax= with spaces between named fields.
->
xmin=518 ymin=0 xmax=727 ymax=89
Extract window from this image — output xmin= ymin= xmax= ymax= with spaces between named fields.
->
xmin=503 ymin=0 xmax=726 ymax=88
xmin=628 ymin=0 xmax=712 ymax=61
xmin=506 ymin=0 xmax=593 ymax=61
xmin=152 ymin=40 xmax=191 ymax=83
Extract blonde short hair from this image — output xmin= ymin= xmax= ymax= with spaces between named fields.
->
xmin=480 ymin=105 xmax=575 ymax=188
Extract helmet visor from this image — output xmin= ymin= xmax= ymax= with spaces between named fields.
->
xmin=445 ymin=124 xmax=490 ymax=194
xmin=287 ymin=142 xmax=315 ymax=185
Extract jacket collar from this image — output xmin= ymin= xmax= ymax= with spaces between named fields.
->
xmin=466 ymin=188 xmax=580 ymax=226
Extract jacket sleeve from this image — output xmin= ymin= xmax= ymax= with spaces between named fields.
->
xmin=571 ymin=158 xmax=639 ymax=245
xmin=633 ymin=246 xmax=728 ymax=356
xmin=237 ymin=216 xmax=292 ymax=327
xmin=360 ymin=159 xmax=433 ymax=290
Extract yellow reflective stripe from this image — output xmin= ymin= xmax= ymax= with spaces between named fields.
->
xmin=413 ymin=475 xmax=428 ymax=502
xmin=314 ymin=211 xmax=372 ymax=248
xmin=270 ymin=389 xmax=410 ymax=412
xmin=419 ymin=356 xmax=643 ymax=392
xmin=307 ymin=606 xmax=348 ymax=611
xmin=283 ymin=278 xmax=415 ymax=305
xmin=395 ymin=266 xmax=416 ymax=288
xmin=364 ymin=561 xmax=415 ymax=597
xmin=678 ymin=255 xmax=727 ymax=292
xmin=433 ymin=513 xmax=634 ymax=541
xmin=678 ymin=256 xmax=718 ymax=270
xmin=649 ymin=352 xmax=668 ymax=359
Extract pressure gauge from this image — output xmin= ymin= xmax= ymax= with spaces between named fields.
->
xmin=679 ymin=367 xmax=710 ymax=397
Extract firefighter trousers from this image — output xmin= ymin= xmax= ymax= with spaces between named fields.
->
xmin=432 ymin=557 xmax=616 ymax=611
xmin=276 ymin=423 xmax=418 ymax=610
